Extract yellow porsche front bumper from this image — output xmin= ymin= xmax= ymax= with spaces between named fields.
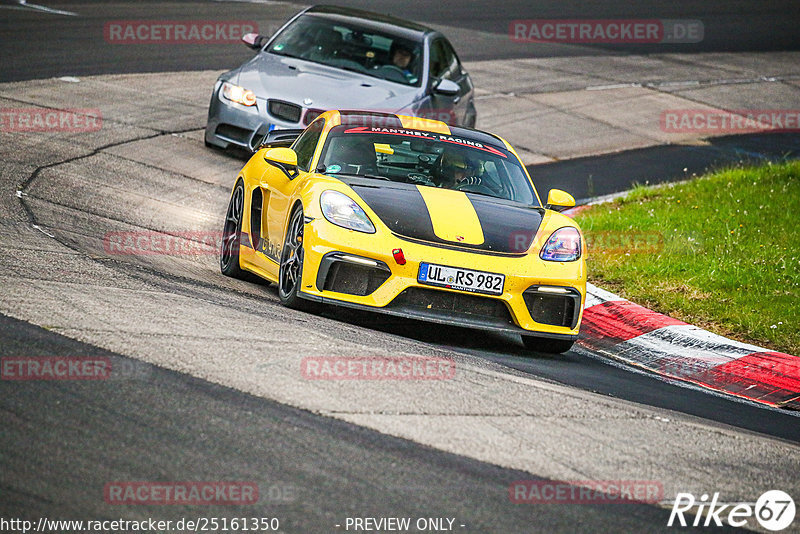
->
xmin=297 ymin=216 xmax=586 ymax=340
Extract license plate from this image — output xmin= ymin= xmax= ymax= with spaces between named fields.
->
xmin=418 ymin=262 xmax=505 ymax=295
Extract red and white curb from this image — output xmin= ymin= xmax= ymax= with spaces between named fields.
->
xmin=577 ymin=283 xmax=800 ymax=410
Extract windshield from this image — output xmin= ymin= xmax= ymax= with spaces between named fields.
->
xmin=268 ymin=15 xmax=422 ymax=87
xmin=319 ymin=125 xmax=539 ymax=206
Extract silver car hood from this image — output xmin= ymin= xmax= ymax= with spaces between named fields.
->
xmin=234 ymin=52 xmax=422 ymax=113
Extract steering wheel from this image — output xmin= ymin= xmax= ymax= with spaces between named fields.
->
xmin=374 ymin=64 xmax=408 ymax=83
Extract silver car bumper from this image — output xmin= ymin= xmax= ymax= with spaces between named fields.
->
xmin=204 ymin=81 xmax=303 ymax=150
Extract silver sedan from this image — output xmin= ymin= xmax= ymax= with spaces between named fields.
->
xmin=205 ymin=5 xmax=477 ymax=151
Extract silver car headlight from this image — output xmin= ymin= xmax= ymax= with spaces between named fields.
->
xmin=221 ymin=82 xmax=257 ymax=107
xmin=320 ymin=190 xmax=375 ymax=234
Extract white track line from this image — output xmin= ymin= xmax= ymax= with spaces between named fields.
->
xmin=0 ymin=0 xmax=78 ymax=16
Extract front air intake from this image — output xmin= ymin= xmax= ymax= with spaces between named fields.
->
xmin=268 ymin=100 xmax=302 ymax=123
xmin=523 ymin=287 xmax=581 ymax=328
xmin=316 ymin=253 xmax=391 ymax=297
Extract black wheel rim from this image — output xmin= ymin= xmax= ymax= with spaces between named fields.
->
xmin=279 ymin=210 xmax=304 ymax=299
xmin=220 ymin=185 xmax=243 ymax=270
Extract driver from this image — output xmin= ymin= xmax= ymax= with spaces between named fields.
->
xmin=389 ymin=42 xmax=415 ymax=78
xmin=434 ymin=150 xmax=482 ymax=188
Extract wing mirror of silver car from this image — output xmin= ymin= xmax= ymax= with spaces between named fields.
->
xmin=433 ymin=78 xmax=460 ymax=96
xmin=264 ymin=147 xmax=300 ymax=180
xmin=242 ymin=33 xmax=267 ymax=50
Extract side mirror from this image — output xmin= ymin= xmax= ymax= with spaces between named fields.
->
xmin=433 ymin=78 xmax=460 ymax=96
xmin=545 ymin=189 xmax=575 ymax=212
xmin=242 ymin=33 xmax=266 ymax=50
xmin=264 ymin=147 xmax=299 ymax=179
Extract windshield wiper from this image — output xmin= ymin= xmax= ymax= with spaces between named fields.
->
xmin=338 ymin=65 xmax=368 ymax=75
xmin=460 ymin=189 xmax=504 ymax=200
xmin=270 ymin=50 xmax=307 ymax=61
xmin=325 ymin=171 xmax=391 ymax=181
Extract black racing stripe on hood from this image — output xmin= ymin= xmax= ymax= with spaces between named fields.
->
xmin=341 ymin=177 xmax=543 ymax=254
xmin=346 ymin=181 xmax=438 ymax=242
xmin=468 ymin=196 xmax=543 ymax=253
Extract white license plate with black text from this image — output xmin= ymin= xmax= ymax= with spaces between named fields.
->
xmin=418 ymin=262 xmax=505 ymax=295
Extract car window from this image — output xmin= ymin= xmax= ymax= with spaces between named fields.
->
xmin=268 ymin=15 xmax=422 ymax=87
xmin=429 ymin=39 xmax=460 ymax=81
xmin=429 ymin=40 xmax=446 ymax=80
xmin=292 ymin=119 xmax=324 ymax=171
xmin=320 ymin=125 xmax=538 ymax=206
xmin=439 ymin=39 xmax=462 ymax=80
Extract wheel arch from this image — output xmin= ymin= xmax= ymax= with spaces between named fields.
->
xmin=284 ymin=197 xmax=306 ymax=231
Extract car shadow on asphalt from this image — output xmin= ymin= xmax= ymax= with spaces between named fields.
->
xmin=313 ymin=302 xmax=563 ymax=360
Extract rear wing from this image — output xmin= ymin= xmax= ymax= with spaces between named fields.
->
xmin=249 ymin=128 xmax=305 ymax=152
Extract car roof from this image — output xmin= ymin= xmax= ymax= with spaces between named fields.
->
xmin=447 ymin=125 xmax=508 ymax=150
xmin=322 ymin=110 xmax=508 ymax=150
xmin=304 ymin=5 xmax=435 ymax=40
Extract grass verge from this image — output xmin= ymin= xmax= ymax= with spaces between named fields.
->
xmin=574 ymin=160 xmax=799 ymax=355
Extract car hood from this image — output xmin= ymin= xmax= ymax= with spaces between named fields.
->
xmin=235 ymin=53 xmax=421 ymax=113
xmin=340 ymin=178 xmax=544 ymax=254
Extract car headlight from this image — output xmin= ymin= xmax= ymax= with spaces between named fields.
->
xmin=540 ymin=227 xmax=581 ymax=261
xmin=221 ymin=82 xmax=257 ymax=107
xmin=320 ymin=191 xmax=376 ymax=234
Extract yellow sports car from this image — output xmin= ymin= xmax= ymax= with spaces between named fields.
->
xmin=220 ymin=110 xmax=586 ymax=353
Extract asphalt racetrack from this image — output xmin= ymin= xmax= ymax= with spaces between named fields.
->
xmin=1 ymin=1 xmax=799 ymax=533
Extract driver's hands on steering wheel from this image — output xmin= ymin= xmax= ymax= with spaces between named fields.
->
xmin=457 ymin=176 xmax=482 ymax=186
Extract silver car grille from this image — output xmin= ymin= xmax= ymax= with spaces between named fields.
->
xmin=268 ymin=99 xmax=302 ymax=123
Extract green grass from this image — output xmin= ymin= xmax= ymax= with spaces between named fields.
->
xmin=575 ymin=160 xmax=800 ymax=355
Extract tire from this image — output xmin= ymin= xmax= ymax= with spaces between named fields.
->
xmin=220 ymin=181 xmax=248 ymax=279
xmin=278 ymin=206 xmax=312 ymax=310
xmin=521 ymin=335 xmax=574 ymax=354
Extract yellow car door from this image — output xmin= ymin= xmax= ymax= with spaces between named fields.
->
xmin=265 ymin=119 xmax=326 ymax=272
